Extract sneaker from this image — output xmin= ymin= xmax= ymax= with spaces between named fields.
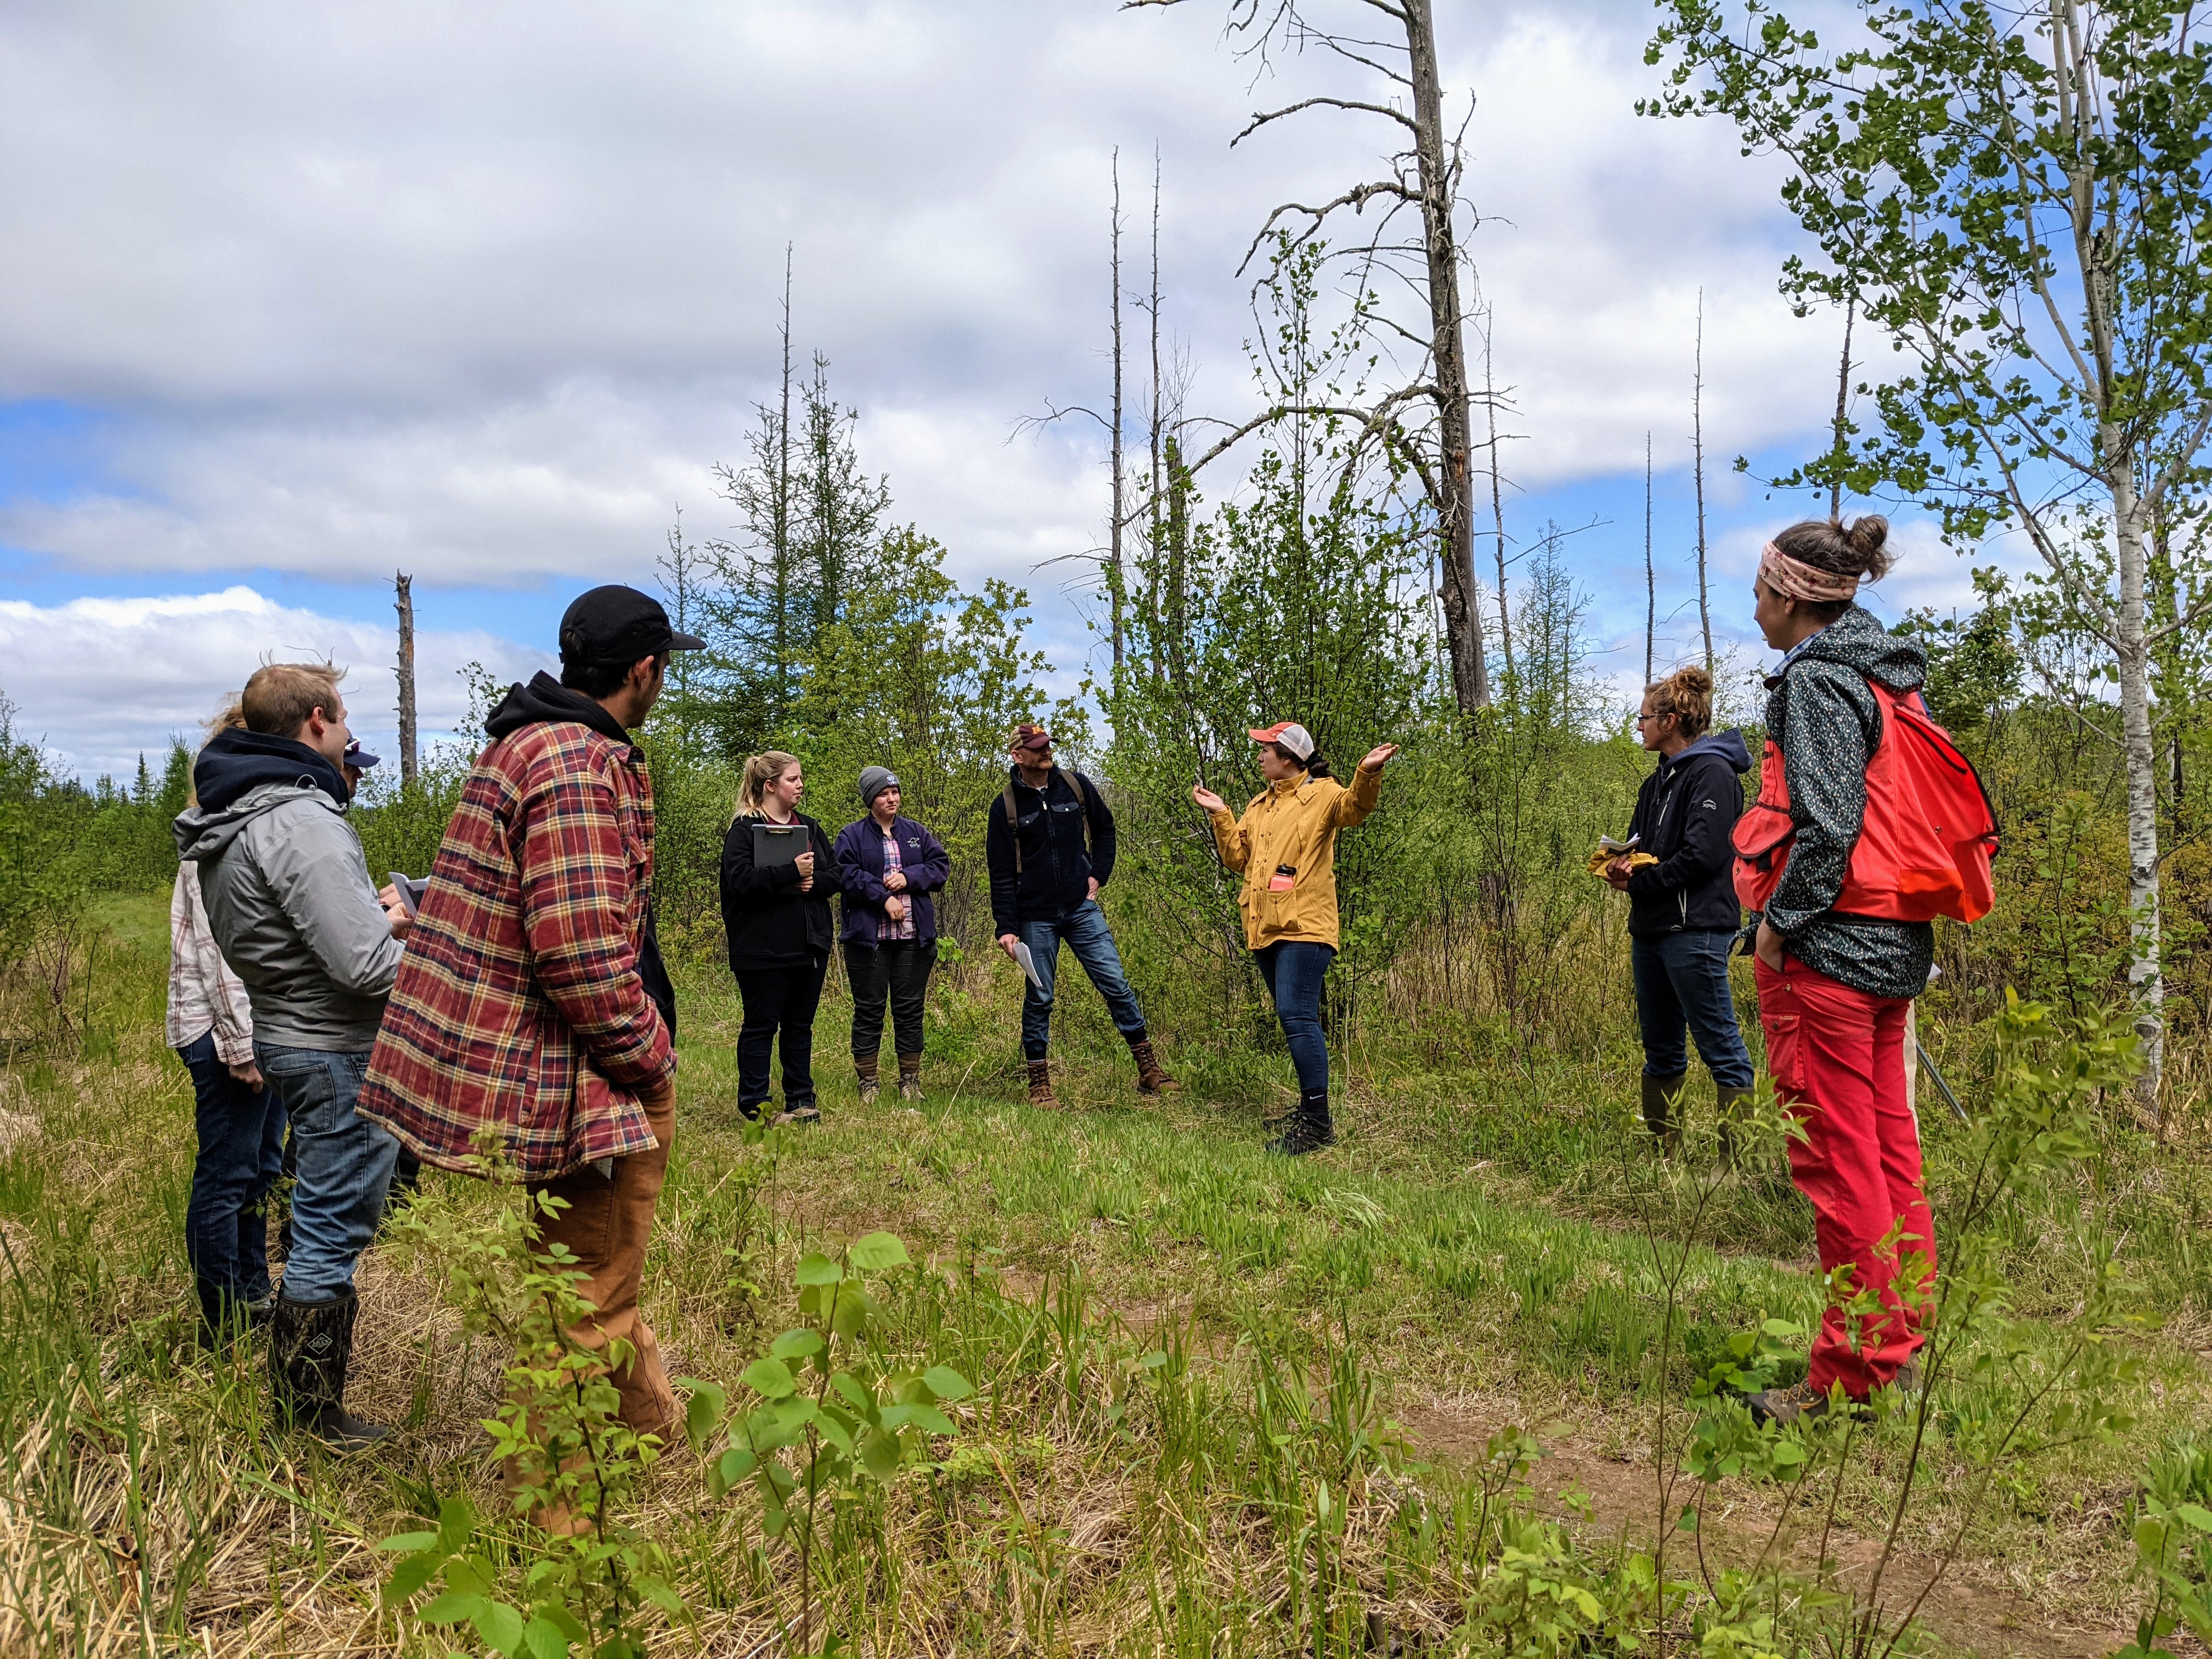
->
xmin=772 ymin=1103 xmax=821 ymax=1127
xmin=1266 ymin=1120 xmax=1336 ymax=1158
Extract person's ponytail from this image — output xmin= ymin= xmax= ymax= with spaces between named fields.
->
xmin=1304 ymin=749 xmax=1334 ymax=780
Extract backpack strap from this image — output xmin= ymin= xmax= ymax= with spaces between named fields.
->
xmin=1069 ymin=771 xmax=1105 ymax=854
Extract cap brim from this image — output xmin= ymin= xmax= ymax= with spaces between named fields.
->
xmin=667 ymin=630 xmax=707 ymax=651
xmin=1248 ymin=726 xmax=1282 ymax=744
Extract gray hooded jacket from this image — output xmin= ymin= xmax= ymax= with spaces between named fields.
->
xmin=173 ymin=783 xmax=403 ymax=1052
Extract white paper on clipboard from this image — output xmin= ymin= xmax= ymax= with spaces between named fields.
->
xmin=387 ymin=872 xmax=428 ymax=917
xmin=1011 ymin=940 xmax=1046 ymax=992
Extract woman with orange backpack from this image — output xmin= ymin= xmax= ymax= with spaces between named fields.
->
xmin=1733 ymin=515 xmax=1995 ymax=1426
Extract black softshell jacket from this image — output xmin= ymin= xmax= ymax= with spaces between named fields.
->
xmin=1623 ymin=729 xmax=1753 ymax=935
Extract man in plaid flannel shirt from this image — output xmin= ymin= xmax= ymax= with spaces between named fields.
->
xmin=359 ymin=586 xmax=702 ymax=1450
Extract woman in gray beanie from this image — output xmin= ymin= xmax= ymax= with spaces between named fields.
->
xmin=831 ymin=768 xmax=951 ymax=1101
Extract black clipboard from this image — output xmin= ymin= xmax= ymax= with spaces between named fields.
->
xmin=753 ymin=823 xmax=805 ymax=868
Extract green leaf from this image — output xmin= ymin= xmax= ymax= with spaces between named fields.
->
xmin=859 ymin=1428 xmax=904 ymax=1479
xmin=795 ymin=1253 xmax=844 ymax=1286
xmin=637 ymin=1575 xmax=686 ymax=1616
xmin=717 ymin=1447 xmax=759 ymax=1491
xmin=742 ymin=1357 xmax=797 ymax=1399
xmin=385 ymin=1553 xmax=442 ymax=1602
xmin=771 ymin=1328 xmax=825 ymax=1359
xmin=436 ymin=1496 xmax=475 ymax=1556
xmin=473 ymin=1598 xmax=526 ymax=1655
xmin=417 ymin=1589 xmax=493 ymax=1627
xmin=537 ymin=1604 xmax=589 ymax=1642
xmin=831 ymin=1370 xmax=875 ymax=1414
xmin=922 ymin=1365 xmax=974 ymax=1401
xmin=2175 ymin=1503 xmax=2212 ymax=1533
xmin=906 ymin=1403 xmax=956 ymax=1436
xmin=676 ymin=1377 xmax=726 ymax=1452
xmin=376 ymin=1530 xmax=440 ymax=1554
xmin=848 ymin=1232 xmax=910 ymax=1272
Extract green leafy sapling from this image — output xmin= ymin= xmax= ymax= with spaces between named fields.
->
xmin=679 ymin=1231 xmax=972 ymax=1655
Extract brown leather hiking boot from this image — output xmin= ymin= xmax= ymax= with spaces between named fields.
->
xmin=1026 ymin=1059 xmax=1059 ymax=1109
xmin=855 ymin=1053 xmax=880 ymax=1105
xmin=898 ymin=1053 xmax=923 ymax=1102
xmin=1128 ymin=1037 xmax=1180 ymax=1097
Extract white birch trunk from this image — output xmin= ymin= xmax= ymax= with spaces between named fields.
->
xmin=2111 ymin=453 xmax=2165 ymax=1109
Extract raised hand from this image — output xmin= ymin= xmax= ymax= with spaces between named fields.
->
xmin=1192 ymin=784 xmax=1228 ymax=813
xmin=1358 ymin=742 xmax=1401 ymax=773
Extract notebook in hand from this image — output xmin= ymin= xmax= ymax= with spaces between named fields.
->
xmin=753 ymin=822 xmax=806 ymax=867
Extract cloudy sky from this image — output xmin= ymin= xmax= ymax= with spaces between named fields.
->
xmin=0 ymin=0 xmax=1990 ymax=778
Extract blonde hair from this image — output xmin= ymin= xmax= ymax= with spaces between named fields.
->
xmin=735 ymin=751 xmax=802 ymax=820
xmin=1645 ymin=664 xmax=1714 ymax=740
xmin=241 ymin=661 xmax=345 ymax=737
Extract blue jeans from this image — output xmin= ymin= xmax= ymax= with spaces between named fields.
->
xmin=1255 ymin=941 xmax=1335 ymax=1094
xmin=1019 ymin=901 xmax=1148 ymax=1060
xmin=256 ymin=1044 xmax=397 ymax=1306
xmin=1630 ymin=930 xmax=1756 ymax=1089
xmin=178 ymin=1032 xmax=286 ymax=1304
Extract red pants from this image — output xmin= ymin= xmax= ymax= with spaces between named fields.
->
xmin=1755 ymin=955 xmax=1934 ymax=1398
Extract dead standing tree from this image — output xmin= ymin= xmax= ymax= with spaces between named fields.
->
xmin=1127 ymin=0 xmax=1493 ymax=712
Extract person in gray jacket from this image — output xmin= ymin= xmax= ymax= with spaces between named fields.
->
xmin=173 ymin=661 xmax=410 ymax=1448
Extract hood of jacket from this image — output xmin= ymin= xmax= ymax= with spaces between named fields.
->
xmin=486 ymin=671 xmax=632 ymax=746
xmin=1771 ymin=603 xmax=1927 ymax=693
xmin=173 ymin=780 xmax=339 ymax=864
xmin=1659 ymin=727 xmax=1752 ymax=778
xmin=190 ymin=726 xmax=348 ymax=816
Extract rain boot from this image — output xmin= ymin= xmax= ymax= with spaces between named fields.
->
xmin=1641 ymin=1071 xmax=1687 ymax=1157
xmin=270 ymin=1288 xmax=391 ymax=1450
xmin=1716 ymin=1084 xmax=1754 ymax=1169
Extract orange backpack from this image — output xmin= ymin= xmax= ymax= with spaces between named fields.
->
xmin=1733 ymin=679 xmax=1998 ymax=924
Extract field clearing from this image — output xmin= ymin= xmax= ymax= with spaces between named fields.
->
xmin=0 ymin=894 xmax=2205 ymax=1656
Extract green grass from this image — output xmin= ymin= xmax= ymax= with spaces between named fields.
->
xmin=0 ymin=890 xmax=2200 ymax=1655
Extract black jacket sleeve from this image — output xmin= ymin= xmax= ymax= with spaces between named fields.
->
xmin=986 ymin=793 xmax=1019 ymax=936
xmin=1628 ymin=754 xmax=1738 ymax=896
xmin=1082 ymin=776 xmax=1118 ymax=889
xmin=808 ymin=820 xmax=842 ymax=895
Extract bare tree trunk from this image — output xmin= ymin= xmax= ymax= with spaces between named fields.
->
xmin=1483 ymin=314 xmax=1513 ymax=684
xmin=1109 ymin=151 xmax=1127 ymax=676
xmin=1148 ymin=146 xmax=1165 ymax=681
xmin=2112 ymin=461 xmax=2165 ymax=1111
xmin=393 ymin=572 xmax=418 ymax=787
xmin=1165 ymin=433 xmax=1191 ymax=699
xmin=774 ymin=249 xmax=795 ymax=723
xmin=1407 ymin=0 xmax=1489 ymax=712
xmin=1692 ymin=291 xmax=1713 ymax=674
xmin=1644 ymin=432 xmax=1655 ymax=687
xmin=1830 ymin=294 xmax=1856 ymax=520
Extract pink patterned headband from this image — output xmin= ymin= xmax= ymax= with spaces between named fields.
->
xmin=1758 ymin=541 xmax=1860 ymax=604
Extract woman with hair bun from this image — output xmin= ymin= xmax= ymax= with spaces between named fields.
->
xmin=1735 ymin=514 xmax=1936 ymax=1426
xmin=1605 ymin=664 xmax=1755 ymax=1156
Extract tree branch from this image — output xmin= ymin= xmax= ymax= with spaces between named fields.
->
xmin=1232 ymin=95 xmax=1419 ymax=146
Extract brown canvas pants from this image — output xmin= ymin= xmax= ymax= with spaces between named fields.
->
xmin=528 ymin=1085 xmax=679 ymax=1440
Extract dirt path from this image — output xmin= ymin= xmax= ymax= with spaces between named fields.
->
xmin=1394 ymin=1397 xmax=2128 ymax=1659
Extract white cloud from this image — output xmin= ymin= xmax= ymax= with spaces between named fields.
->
xmin=0 ymin=588 xmax=550 ymax=779
xmin=0 ymin=0 xmax=1920 ymax=769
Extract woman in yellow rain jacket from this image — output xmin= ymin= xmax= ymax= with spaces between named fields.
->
xmin=1193 ymin=721 xmax=1401 ymax=1155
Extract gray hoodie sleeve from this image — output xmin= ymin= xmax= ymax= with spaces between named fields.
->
xmin=255 ymin=800 xmax=404 ymax=998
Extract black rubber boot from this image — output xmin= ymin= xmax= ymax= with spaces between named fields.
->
xmin=1641 ymin=1071 xmax=1688 ymax=1156
xmin=270 ymin=1289 xmax=392 ymax=1450
xmin=1716 ymin=1084 xmax=1755 ymax=1167
xmin=1267 ymin=1088 xmax=1336 ymax=1157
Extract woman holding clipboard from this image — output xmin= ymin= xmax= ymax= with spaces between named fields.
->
xmin=719 ymin=751 xmax=840 ymax=1125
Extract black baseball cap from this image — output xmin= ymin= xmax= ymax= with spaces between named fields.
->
xmin=558 ymin=585 xmax=706 ymax=667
